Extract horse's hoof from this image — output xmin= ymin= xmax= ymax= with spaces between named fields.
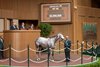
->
xmin=51 ymin=59 xmax=54 ymax=62
xmin=37 ymin=58 xmax=40 ymax=61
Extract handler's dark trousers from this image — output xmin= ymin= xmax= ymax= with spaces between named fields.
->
xmin=65 ymin=49 xmax=70 ymax=62
xmin=0 ymin=49 xmax=3 ymax=59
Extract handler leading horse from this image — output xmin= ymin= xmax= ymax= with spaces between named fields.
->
xmin=35 ymin=33 xmax=65 ymax=60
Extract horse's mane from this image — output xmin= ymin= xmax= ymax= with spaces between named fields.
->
xmin=48 ymin=35 xmax=57 ymax=38
xmin=39 ymin=33 xmax=62 ymax=39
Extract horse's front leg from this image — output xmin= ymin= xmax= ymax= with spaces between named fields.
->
xmin=52 ymin=49 xmax=54 ymax=60
xmin=50 ymin=49 xmax=54 ymax=60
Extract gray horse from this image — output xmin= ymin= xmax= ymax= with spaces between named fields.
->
xmin=35 ymin=33 xmax=65 ymax=60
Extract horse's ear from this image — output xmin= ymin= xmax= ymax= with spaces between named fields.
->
xmin=58 ymin=33 xmax=62 ymax=36
xmin=57 ymin=33 xmax=60 ymax=35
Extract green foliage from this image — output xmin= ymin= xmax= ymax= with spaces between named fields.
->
xmin=82 ymin=45 xmax=100 ymax=57
xmin=38 ymin=23 xmax=52 ymax=37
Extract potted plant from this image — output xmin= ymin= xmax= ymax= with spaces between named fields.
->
xmin=38 ymin=23 xmax=52 ymax=37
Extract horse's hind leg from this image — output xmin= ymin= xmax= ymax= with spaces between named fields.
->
xmin=36 ymin=47 xmax=40 ymax=61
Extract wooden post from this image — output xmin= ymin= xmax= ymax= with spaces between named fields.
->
xmin=9 ymin=45 xmax=11 ymax=66
xmin=91 ymin=41 xmax=94 ymax=62
xmin=77 ymin=40 xmax=79 ymax=54
xmin=81 ymin=41 xmax=84 ymax=64
xmin=27 ymin=45 xmax=30 ymax=67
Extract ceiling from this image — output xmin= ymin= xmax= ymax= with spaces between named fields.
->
xmin=92 ymin=0 xmax=100 ymax=8
xmin=95 ymin=0 xmax=100 ymax=2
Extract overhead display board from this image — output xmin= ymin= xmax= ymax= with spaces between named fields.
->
xmin=41 ymin=3 xmax=71 ymax=23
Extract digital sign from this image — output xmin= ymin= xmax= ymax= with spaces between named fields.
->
xmin=41 ymin=3 xmax=71 ymax=23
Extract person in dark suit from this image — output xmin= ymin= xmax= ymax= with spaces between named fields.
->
xmin=19 ymin=22 xmax=26 ymax=30
xmin=10 ymin=22 xmax=18 ymax=30
xmin=0 ymin=36 xmax=4 ymax=59
xmin=64 ymin=36 xmax=71 ymax=62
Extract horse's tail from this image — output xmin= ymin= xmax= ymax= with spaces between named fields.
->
xmin=35 ymin=38 xmax=39 ymax=49
xmin=35 ymin=38 xmax=40 ymax=60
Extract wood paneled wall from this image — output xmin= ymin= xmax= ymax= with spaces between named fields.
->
xmin=0 ymin=0 xmax=74 ymax=40
xmin=0 ymin=0 xmax=73 ymax=19
xmin=0 ymin=0 xmax=74 ymax=50
xmin=0 ymin=0 xmax=43 ymax=19
xmin=52 ymin=24 xmax=74 ymax=41
xmin=77 ymin=0 xmax=91 ymax=7
xmin=74 ymin=6 xmax=100 ymax=43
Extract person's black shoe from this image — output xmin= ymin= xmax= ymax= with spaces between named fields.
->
xmin=66 ymin=60 xmax=70 ymax=62
xmin=63 ymin=60 xmax=70 ymax=62
xmin=63 ymin=60 xmax=66 ymax=62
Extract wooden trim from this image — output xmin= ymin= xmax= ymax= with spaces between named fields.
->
xmin=4 ymin=30 xmax=41 ymax=33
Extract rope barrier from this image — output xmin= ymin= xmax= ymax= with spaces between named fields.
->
xmin=30 ymin=59 xmax=47 ymax=63
xmin=67 ymin=47 xmax=81 ymax=52
xmin=50 ymin=48 xmax=65 ymax=52
xmin=83 ymin=47 xmax=93 ymax=50
xmin=0 ymin=58 xmax=9 ymax=62
xmin=87 ymin=43 xmax=92 ymax=48
xmin=6 ymin=44 xmax=97 ymax=54
xmin=0 ymin=43 xmax=97 ymax=54
xmin=50 ymin=47 xmax=81 ymax=52
xmin=83 ymin=56 xmax=92 ymax=60
xmin=0 ymin=48 xmax=9 ymax=51
xmin=86 ymin=51 xmax=96 ymax=55
xmin=87 ymin=43 xmax=96 ymax=48
xmin=29 ymin=48 xmax=48 ymax=52
xmin=57 ymin=41 xmax=79 ymax=46
xmin=11 ymin=58 xmax=28 ymax=63
xmin=68 ymin=57 xmax=81 ymax=62
xmin=0 ymin=41 xmax=97 ymax=65
xmin=11 ymin=48 xmax=27 ymax=53
xmin=0 ymin=56 xmax=94 ymax=64
xmin=49 ymin=58 xmax=66 ymax=63
xmin=78 ymin=43 xmax=82 ymax=46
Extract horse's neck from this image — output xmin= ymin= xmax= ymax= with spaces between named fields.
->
xmin=50 ymin=37 xmax=57 ymax=44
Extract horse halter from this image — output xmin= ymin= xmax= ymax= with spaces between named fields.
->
xmin=56 ymin=33 xmax=64 ymax=41
xmin=55 ymin=34 xmax=60 ymax=41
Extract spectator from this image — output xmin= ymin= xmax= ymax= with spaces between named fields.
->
xmin=10 ymin=22 xmax=18 ymax=30
xmin=19 ymin=22 xmax=26 ymax=30
xmin=29 ymin=24 xmax=34 ymax=30
xmin=0 ymin=36 xmax=4 ymax=59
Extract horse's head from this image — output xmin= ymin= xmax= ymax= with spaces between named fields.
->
xmin=56 ymin=33 xmax=65 ymax=40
